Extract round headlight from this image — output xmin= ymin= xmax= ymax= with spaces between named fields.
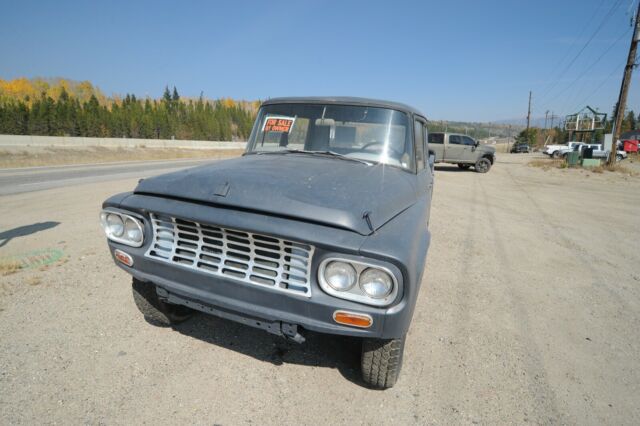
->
xmin=124 ymin=217 xmax=143 ymax=243
xmin=359 ymin=268 xmax=393 ymax=299
xmin=324 ymin=261 xmax=357 ymax=291
xmin=106 ymin=214 xmax=124 ymax=237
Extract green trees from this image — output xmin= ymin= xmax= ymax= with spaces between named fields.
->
xmin=0 ymin=83 xmax=257 ymax=141
xmin=516 ymin=128 xmax=538 ymax=145
xmin=622 ymin=111 xmax=636 ymax=132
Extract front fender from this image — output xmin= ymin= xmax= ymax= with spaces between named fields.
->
xmin=358 ymin=198 xmax=431 ymax=336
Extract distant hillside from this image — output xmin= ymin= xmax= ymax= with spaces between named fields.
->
xmin=494 ymin=116 xmax=561 ymax=128
xmin=428 ymin=119 xmax=524 ymax=139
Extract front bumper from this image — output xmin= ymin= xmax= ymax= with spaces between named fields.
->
xmin=108 ymin=241 xmax=412 ymax=340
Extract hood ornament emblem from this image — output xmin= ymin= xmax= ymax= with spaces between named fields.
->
xmin=214 ymin=181 xmax=230 ymax=197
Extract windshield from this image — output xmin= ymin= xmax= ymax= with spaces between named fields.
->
xmin=246 ymin=103 xmax=414 ymax=171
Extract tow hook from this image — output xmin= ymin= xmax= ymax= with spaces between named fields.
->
xmin=281 ymin=322 xmax=305 ymax=344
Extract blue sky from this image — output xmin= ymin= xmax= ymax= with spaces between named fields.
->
xmin=1 ymin=0 xmax=638 ymax=122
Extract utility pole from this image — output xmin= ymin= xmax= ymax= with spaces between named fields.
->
xmin=544 ymin=110 xmax=549 ymax=129
xmin=608 ymin=1 xmax=639 ymax=165
xmin=550 ymin=112 xmax=557 ymax=143
xmin=526 ymin=91 xmax=532 ymax=131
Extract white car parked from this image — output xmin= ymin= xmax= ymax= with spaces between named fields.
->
xmin=543 ymin=142 xmax=583 ymax=158
xmin=561 ymin=143 xmax=628 ymax=161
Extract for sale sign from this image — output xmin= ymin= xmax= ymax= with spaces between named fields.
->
xmin=262 ymin=116 xmax=295 ymax=133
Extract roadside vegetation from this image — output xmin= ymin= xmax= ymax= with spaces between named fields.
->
xmin=0 ymin=77 xmax=257 ymax=141
xmin=528 ymin=156 xmax=639 ymax=176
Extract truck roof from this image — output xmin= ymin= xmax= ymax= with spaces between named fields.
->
xmin=262 ymin=96 xmax=426 ymax=118
xmin=429 ymin=132 xmax=474 ymax=137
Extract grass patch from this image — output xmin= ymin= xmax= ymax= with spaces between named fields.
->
xmin=0 ymin=146 xmax=244 ymax=168
xmin=589 ymin=162 xmax=638 ymax=176
xmin=528 ymin=158 xmax=566 ymax=170
xmin=0 ymin=260 xmax=22 ymax=276
xmin=529 ymin=157 xmax=639 ymax=176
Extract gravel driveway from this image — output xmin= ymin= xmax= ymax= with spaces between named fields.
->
xmin=1 ymin=154 xmax=639 ymax=424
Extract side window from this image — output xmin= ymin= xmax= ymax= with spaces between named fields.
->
xmin=428 ymin=133 xmax=443 ymax=144
xmin=449 ymin=135 xmax=462 ymax=145
xmin=414 ymin=120 xmax=425 ymax=170
xmin=462 ymin=136 xmax=476 ymax=146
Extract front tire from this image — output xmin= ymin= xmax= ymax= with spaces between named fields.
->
xmin=616 ymin=154 xmax=623 ymax=161
xmin=474 ymin=157 xmax=492 ymax=173
xmin=361 ymin=336 xmax=406 ymax=389
xmin=132 ymin=278 xmax=194 ymax=326
xmin=552 ymin=151 xmax=560 ymax=158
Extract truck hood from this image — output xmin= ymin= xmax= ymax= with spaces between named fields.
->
xmin=134 ymin=154 xmax=418 ymax=236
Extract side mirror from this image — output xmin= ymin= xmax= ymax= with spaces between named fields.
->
xmin=428 ymin=152 xmax=435 ymax=170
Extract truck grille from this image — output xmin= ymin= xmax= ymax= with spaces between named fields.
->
xmin=145 ymin=213 xmax=314 ymax=297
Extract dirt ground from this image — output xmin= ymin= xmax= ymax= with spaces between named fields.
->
xmin=1 ymin=153 xmax=639 ymax=425
xmin=0 ymin=146 xmax=244 ymax=168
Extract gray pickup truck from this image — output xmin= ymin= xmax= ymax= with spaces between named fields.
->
xmin=428 ymin=132 xmax=496 ymax=172
xmin=100 ymin=97 xmax=433 ymax=389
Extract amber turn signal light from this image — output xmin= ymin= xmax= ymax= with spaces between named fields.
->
xmin=333 ymin=311 xmax=373 ymax=328
xmin=114 ymin=249 xmax=134 ymax=267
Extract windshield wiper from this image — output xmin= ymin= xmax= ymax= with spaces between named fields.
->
xmin=309 ymin=150 xmax=373 ymax=165
xmin=253 ymin=149 xmax=372 ymax=165
xmin=253 ymin=149 xmax=308 ymax=156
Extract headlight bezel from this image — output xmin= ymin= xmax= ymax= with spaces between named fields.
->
xmin=318 ymin=257 xmax=400 ymax=307
xmin=100 ymin=209 xmax=145 ymax=247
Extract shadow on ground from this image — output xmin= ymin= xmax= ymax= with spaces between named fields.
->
xmin=434 ymin=165 xmax=473 ymax=173
xmin=0 ymin=221 xmax=60 ymax=248
xmin=173 ymin=313 xmax=368 ymax=388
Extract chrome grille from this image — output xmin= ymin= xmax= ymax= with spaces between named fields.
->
xmin=145 ymin=213 xmax=314 ymax=297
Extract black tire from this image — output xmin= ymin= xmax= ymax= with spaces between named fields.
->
xmin=474 ymin=157 xmax=492 ymax=173
xmin=457 ymin=163 xmax=471 ymax=170
xmin=552 ymin=151 xmax=560 ymax=158
xmin=132 ymin=278 xmax=194 ymax=326
xmin=616 ymin=154 xmax=623 ymax=161
xmin=361 ymin=336 xmax=406 ymax=389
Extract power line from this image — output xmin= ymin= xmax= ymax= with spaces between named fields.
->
xmin=563 ymin=58 xmax=628 ymax=116
xmin=538 ymin=26 xmax=632 ymax=112
xmin=538 ymin=0 xmax=607 ymax=98
xmin=538 ymin=0 xmax=624 ymax=103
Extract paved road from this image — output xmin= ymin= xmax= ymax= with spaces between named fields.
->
xmin=1 ymin=154 xmax=639 ymax=424
xmin=0 ymin=158 xmax=214 ymax=196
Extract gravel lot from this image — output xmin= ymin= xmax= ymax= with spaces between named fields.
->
xmin=1 ymin=153 xmax=639 ymax=425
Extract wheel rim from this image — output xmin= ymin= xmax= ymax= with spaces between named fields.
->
xmin=477 ymin=159 xmax=489 ymax=172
